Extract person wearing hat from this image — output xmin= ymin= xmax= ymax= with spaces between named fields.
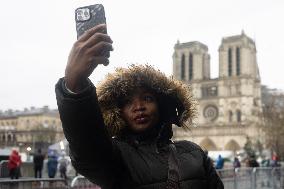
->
xmin=55 ymin=24 xmax=223 ymax=189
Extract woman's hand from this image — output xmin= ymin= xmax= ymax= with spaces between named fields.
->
xmin=65 ymin=24 xmax=113 ymax=92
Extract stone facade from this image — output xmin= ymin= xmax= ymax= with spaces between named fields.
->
xmin=172 ymin=31 xmax=263 ymax=151
xmin=0 ymin=106 xmax=64 ymax=153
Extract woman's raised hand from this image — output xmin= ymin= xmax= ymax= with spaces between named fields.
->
xmin=65 ymin=24 xmax=113 ymax=92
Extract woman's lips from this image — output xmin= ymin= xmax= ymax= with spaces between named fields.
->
xmin=134 ymin=115 xmax=149 ymax=124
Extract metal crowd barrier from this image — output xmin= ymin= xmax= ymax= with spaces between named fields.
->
xmin=71 ymin=175 xmax=100 ymax=189
xmin=69 ymin=167 xmax=284 ymax=189
xmin=0 ymin=178 xmax=67 ymax=189
xmin=217 ymin=167 xmax=284 ymax=189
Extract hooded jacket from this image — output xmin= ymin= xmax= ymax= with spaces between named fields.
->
xmin=8 ymin=150 xmax=21 ymax=170
xmin=55 ymin=65 xmax=223 ymax=189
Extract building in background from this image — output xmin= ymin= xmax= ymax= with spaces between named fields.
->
xmin=0 ymin=106 xmax=64 ymax=154
xmin=172 ymin=31 xmax=263 ymax=152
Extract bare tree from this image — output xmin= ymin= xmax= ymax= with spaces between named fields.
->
xmin=262 ymin=86 xmax=284 ymax=160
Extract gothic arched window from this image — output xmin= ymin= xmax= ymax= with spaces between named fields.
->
xmin=229 ymin=111 xmax=233 ymax=122
xmin=189 ymin=53 xmax=193 ymax=81
xmin=236 ymin=47 xmax=241 ymax=75
xmin=228 ymin=48 xmax=232 ymax=76
xmin=237 ymin=110 xmax=241 ymax=122
xmin=181 ymin=54 xmax=185 ymax=80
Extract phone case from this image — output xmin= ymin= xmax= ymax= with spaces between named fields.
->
xmin=75 ymin=4 xmax=109 ymax=65
xmin=75 ymin=4 xmax=106 ymax=39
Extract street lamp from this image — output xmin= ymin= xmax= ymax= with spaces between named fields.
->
xmin=26 ymin=146 xmax=31 ymax=162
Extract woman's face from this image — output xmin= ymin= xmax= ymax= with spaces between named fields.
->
xmin=121 ymin=89 xmax=160 ymax=133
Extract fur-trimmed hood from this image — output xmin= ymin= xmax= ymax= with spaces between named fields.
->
xmin=97 ymin=64 xmax=196 ymax=136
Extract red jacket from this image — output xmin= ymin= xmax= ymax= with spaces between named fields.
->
xmin=8 ymin=150 xmax=21 ymax=170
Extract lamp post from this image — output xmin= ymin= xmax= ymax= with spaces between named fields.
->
xmin=26 ymin=146 xmax=31 ymax=162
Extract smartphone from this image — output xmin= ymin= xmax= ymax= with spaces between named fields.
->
xmin=75 ymin=4 xmax=109 ymax=65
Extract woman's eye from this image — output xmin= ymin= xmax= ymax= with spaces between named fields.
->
xmin=123 ymin=98 xmax=133 ymax=106
xmin=144 ymin=95 xmax=154 ymax=102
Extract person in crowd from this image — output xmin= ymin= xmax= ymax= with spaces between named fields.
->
xmin=248 ymin=155 xmax=259 ymax=167
xmin=55 ymin=24 xmax=223 ymax=189
xmin=261 ymin=156 xmax=270 ymax=167
xmin=215 ymin=155 xmax=225 ymax=170
xmin=58 ymin=153 xmax=68 ymax=181
xmin=8 ymin=149 xmax=21 ymax=179
xmin=271 ymin=153 xmax=280 ymax=167
xmin=233 ymin=157 xmax=241 ymax=169
xmin=204 ymin=150 xmax=214 ymax=167
xmin=33 ymin=149 xmax=45 ymax=178
xmin=47 ymin=154 xmax=58 ymax=178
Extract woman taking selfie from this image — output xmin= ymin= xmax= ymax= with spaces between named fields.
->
xmin=55 ymin=24 xmax=223 ymax=189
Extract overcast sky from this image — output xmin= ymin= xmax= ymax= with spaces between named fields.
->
xmin=1 ymin=0 xmax=284 ymax=110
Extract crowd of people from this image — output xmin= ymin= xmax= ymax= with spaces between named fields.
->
xmin=209 ymin=153 xmax=281 ymax=170
xmin=7 ymin=149 xmax=280 ymax=179
xmin=5 ymin=147 xmax=281 ymax=189
xmin=7 ymin=149 xmax=69 ymax=180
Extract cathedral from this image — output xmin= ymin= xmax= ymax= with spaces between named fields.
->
xmin=172 ymin=31 xmax=263 ymax=152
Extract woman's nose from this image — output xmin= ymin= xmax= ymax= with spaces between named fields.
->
xmin=132 ymin=99 xmax=145 ymax=111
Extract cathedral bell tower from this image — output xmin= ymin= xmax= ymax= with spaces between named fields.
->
xmin=173 ymin=41 xmax=210 ymax=82
xmin=217 ymin=31 xmax=262 ymax=127
xmin=219 ymin=30 xmax=260 ymax=80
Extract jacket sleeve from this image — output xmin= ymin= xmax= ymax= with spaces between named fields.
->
xmin=55 ymin=78 xmax=121 ymax=188
xmin=204 ymin=154 xmax=224 ymax=189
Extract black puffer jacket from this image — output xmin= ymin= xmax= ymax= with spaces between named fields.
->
xmin=55 ymin=78 xmax=223 ymax=189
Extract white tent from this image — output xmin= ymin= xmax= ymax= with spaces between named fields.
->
xmin=0 ymin=148 xmax=12 ymax=156
xmin=48 ymin=139 xmax=69 ymax=155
